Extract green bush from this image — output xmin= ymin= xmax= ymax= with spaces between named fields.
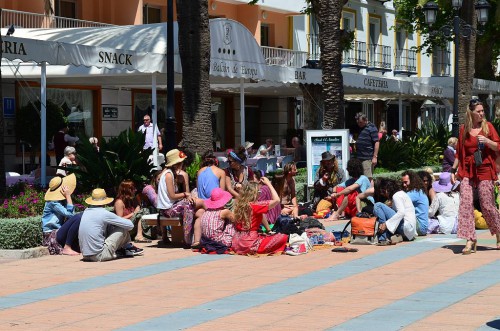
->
xmin=295 ymin=168 xmax=307 ymax=203
xmin=0 ymin=217 xmax=43 ymax=249
xmin=71 ymin=129 xmax=156 ymax=196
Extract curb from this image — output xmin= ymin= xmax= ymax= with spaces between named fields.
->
xmin=0 ymin=246 xmax=49 ymax=259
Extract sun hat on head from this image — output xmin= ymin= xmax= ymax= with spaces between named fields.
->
xmin=432 ymin=172 xmax=453 ymax=193
xmin=85 ymin=188 xmax=114 ymax=206
xmin=44 ymin=174 xmax=77 ymax=201
xmin=204 ymin=188 xmax=233 ymax=209
xmin=165 ymin=149 xmax=187 ymax=167
xmin=244 ymin=141 xmax=254 ymax=150
xmin=321 ymin=151 xmax=335 ymax=161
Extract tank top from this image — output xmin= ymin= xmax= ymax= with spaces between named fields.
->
xmin=157 ymin=169 xmax=177 ymax=210
xmin=197 ymin=166 xmax=220 ymax=199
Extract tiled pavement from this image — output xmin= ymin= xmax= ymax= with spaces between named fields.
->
xmin=0 ymin=222 xmax=499 ymax=331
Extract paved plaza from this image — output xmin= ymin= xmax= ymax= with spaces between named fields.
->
xmin=1 ymin=222 xmax=500 ymax=331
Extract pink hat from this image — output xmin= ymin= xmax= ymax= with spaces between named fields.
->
xmin=205 ymin=188 xmax=232 ymax=209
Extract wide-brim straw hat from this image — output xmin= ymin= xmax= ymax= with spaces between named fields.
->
xmin=85 ymin=188 xmax=114 ymax=206
xmin=44 ymin=174 xmax=76 ymax=201
xmin=245 ymin=141 xmax=254 ymax=149
xmin=204 ymin=188 xmax=233 ymax=209
xmin=432 ymin=172 xmax=453 ymax=193
xmin=165 ymin=149 xmax=187 ymax=167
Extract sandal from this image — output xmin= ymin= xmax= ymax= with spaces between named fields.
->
xmin=376 ymin=240 xmax=393 ymax=246
xmin=331 ymin=247 xmax=358 ymax=253
xmin=191 ymin=242 xmax=202 ymax=250
xmin=134 ymin=238 xmax=152 ymax=243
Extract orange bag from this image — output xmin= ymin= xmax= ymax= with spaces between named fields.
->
xmin=341 ymin=216 xmax=378 ymax=245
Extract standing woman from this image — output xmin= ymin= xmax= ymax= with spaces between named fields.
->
xmin=232 ymin=177 xmax=288 ymax=255
xmin=225 ymin=146 xmax=255 ymax=199
xmin=453 ymin=99 xmax=500 ymax=254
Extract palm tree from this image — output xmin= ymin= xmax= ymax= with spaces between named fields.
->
xmin=0 ymin=38 xmax=5 ymax=196
xmin=176 ymin=0 xmax=213 ymax=154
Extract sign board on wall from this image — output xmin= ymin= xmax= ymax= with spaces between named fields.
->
xmin=305 ymin=129 xmax=350 ymax=187
xmin=3 ymin=97 xmax=15 ymax=118
xmin=103 ymin=106 xmax=118 ymax=118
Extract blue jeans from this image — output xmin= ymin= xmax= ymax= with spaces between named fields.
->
xmin=373 ymin=202 xmax=405 ymax=241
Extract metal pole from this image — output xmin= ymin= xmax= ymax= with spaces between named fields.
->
xmin=165 ymin=0 xmax=176 ymax=151
xmin=41 ymin=62 xmax=47 ymax=187
xmin=152 ymin=74 xmax=158 ymax=167
xmin=452 ymin=14 xmax=460 ymax=138
xmin=240 ymin=78 xmax=245 ymax=146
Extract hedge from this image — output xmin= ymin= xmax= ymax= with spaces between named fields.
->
xmin=0 ymin=217 xmax=43 ymax=249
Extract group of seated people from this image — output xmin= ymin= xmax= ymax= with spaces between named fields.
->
xmin=40 ymin=144 xmax=302 ymax=260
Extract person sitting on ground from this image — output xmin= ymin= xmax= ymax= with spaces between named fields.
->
xmin=197 ymin=150 xmax=226 ymax=199
xmin=442 ymin=137 xmax=458 ymax=173
xmin=417 ymin=170 xmax=436 ymax=204
xmin=56 ymin=212 xmax=83 ymax=256
xmin=273 ymin=162 xmax=299 ymax=218
xmin=374 ymin=179 xmax=417 ymax=245
xmin=428 ymin=172 xmax=459 ymax=234
xmin=328 ymin=158 xmax=373 ymax=221
xmin=256 ymin=169 xmax=282 ymax=224
xmin=401 ymin=170 xmax=429 ymax=236
xmin=114 ymin=180 xmax=151 ymax=243
xmin=200 ymin=188 xmax=236 ymax=248
xmin=231 ymin=177 xmax=289 ymax=255
xmin=56 ymin=146 xmax=77 ymax=177
xmin=225 ymin=146 xmax=255 ymax=199
xmin=41 ymin=174 xmax=77 ymax=255
xmin=312 ymin=151 xmax=345 ymax=212
xmin=79 ymin=188 xmax=142 ymax=262
xmin=157 ymin=149 xmax=204 ymax=248
xmin=257 ymin=138 xmax=274 ymax=157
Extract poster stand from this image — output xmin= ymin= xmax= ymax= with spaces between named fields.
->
xmin=305 ymin=129 xmax=351 ymax=190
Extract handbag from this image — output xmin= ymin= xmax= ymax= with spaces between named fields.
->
xmin=340 ymin=216 xmax=378 ymax=245
xmin=474 ymin=149 xmax=483 ymax=166
xmin=286 ymin=233 xmax=312 ymax=256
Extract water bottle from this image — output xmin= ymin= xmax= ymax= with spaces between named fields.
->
xmin=478 ymin=140 xmax=484 ymax=150
xmin=318 ymin=234 xmax=325 ymax=244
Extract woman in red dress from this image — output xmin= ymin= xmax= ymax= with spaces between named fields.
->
xmin=232 ymin=177 xmax=288 ymax=255
xmin=454 ymin=99 xmax=500 ymax=254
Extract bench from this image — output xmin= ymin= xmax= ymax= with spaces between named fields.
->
xmin=141 ymin=213 xmax=184 ymax=245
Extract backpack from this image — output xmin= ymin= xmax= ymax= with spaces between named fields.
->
xmin=340 ymin=215 xmax=378 ymax=245
xmin=299 ymin=217 xmax=325 ymax=231
xmin=273 ymin=215 xmax=303 ymax=235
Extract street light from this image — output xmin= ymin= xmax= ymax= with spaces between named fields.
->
xmin=423 ymin=0 xmax=491 ymax=137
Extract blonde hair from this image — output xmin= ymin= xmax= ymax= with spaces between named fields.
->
xmin=233 ymin=182 xmax=259 ymax=230
xmin=447 ymin=137 xmax=458 ymax=146
xmin=463 ymin=100 xmax=489 ymax=144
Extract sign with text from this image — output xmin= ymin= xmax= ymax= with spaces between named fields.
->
xmin=3 ymin=97 xmax=15 ymax=118
xmin=305 ymin=130 xmax=350 ymax=187
xmin=103 ymin=106 xmax=118 ymax=119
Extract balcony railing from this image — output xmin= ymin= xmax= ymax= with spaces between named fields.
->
xmin=394 ymin=48 xmax=417 ymax=75
xmin=432 ymin=49 xmax=451 ymax=77
xmin=342 ymin=41 xmax=367 ymax=67
xmin=367 ymin=43 xmax=392 ymax=71
xmin=260 ymin=46 xmax=308 ymax=68
xmin=0 ymin=8 xmax=114 ymax=28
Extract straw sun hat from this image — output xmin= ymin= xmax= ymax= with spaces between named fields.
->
xmin=165 ymin=149 xmax=187 ymax=167
xmin=44 ymin=174 xmax=77 ymax=201
xmin=85 ymin=188 xmax=114 ymax=206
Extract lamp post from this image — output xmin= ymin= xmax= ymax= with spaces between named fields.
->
xmin=165 ymin=0 xmax=177 ymax=151
xmin=423 ymin=0 xmax=490 ymax=138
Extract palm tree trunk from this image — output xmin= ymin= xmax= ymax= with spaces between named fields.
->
xmin=0 ymin=42 xmax=6 ymax=196
xmin=176 ymin=0 xmax=213 ymax=155
xmin=309 ymin=0 xmax=346 ymax=129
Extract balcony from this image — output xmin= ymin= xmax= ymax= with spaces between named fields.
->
xmin=0 ymin=8 xmax=114 ymax=28
xmin=306 ymin=33 xmax=320 ymax=61
xmin=367 ymin=43 xmax=392 ymax=72
xmin=342 ymin=41 xmax=367 ymax=68
xmin=260 ymin=46 xmax=308 ymax=68
xmin=394 ymin=48 xmax=417 ymax=76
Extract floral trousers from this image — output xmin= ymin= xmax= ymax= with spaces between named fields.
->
xmin=458 ymin=177 xmax=500 ymax=241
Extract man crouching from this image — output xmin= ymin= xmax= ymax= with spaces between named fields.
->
xmin=79 ymin=188 xmax=140 ymax=262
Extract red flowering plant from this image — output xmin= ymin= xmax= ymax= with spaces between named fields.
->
xmin=0 ymin=182 xmax=87 ymax=218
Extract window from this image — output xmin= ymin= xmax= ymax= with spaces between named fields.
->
xmin=143 ymin=5 xmax=162 ymax=24
xmin=363 ymin=102 xmax=374 ymax=123
xmin=19 ymin=87 xmax=94 ymax=138
xmin=432 ymin=44 xmax=451 ymax=76
xmin=342 ymin=11 xmax=355 ymax=32
xmin=133 ymin=92 xmax=167 ymax=131
xmin=368 ymin=16 xmax=381 ymax=67
xmin=261 ymin=24 xmax=270 ymax=46
xmin=55 ymin=0 xmax=76 ymax=18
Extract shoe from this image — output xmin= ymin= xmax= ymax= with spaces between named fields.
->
xmin=376 ymin=240 xmax=393 ymax=246
xmin=115 ymin=248 xmax=134 ymax=257
xmin=390 ymin=234 xmax=403 ymax=244
xmin=331 ymin=247 xmax=358 ymax=253
xmin=462 ymin=240 xmax=477 ymax=255
xmin=125 ymin=245 xmax=144 ymax=256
